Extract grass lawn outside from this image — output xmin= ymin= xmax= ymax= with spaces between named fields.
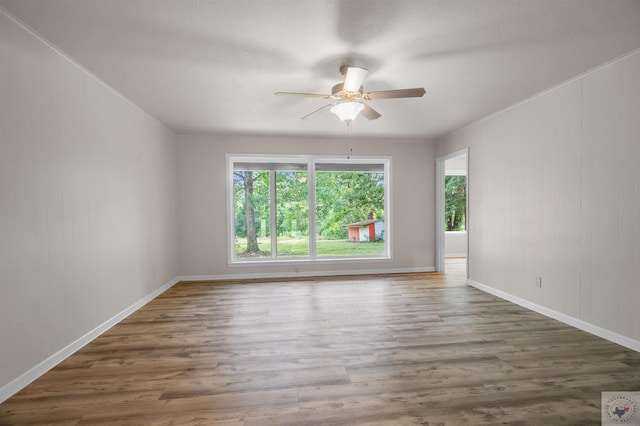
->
xmin=235 ymin=237 xmax=385 ymax=258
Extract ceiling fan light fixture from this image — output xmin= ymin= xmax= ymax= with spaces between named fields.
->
xmin=331 ymin=101 xmax=364 ymax=122
xmin=276 ymin=64 xmax=425 ymax=122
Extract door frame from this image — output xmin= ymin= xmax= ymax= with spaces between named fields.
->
xmin=435 ymin=148 xmax=469 ymax=273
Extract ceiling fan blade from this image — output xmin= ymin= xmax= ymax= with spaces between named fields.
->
xmin=360 ymin=103 xmax=381 ymax=120
xmin=275 ymin=92 xmax=331 ymax=99
xmin=301 ymin=103 xmax=335 ymax=120
xmin=343 ymin=66 xmax=368 ymax=92
xmin=364 ymin=88 xmax=426 ymax=100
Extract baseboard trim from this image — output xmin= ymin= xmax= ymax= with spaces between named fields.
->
xmin=467 ymin=279 xmax=640 ymax=353
xmin=178 ymin=267 xmax=436 ymax=283
xmin=0 ymin=277 xmax=180 ymax=404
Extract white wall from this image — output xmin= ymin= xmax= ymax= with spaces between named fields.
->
xmin=177 ymin=134 xmax=436 ymax=277
xmin=445 ymin=231 xmax=467 ymax=257
xmin=436 ymin=49 xmax=640 ymax=349
xmin=0 ymin=10 xmax=179 ymax=399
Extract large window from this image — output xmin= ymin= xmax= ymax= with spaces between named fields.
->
xmin=228 ymin=155 xmax=390 ymax=263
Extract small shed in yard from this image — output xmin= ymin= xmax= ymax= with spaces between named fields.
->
xmin=346 ymin=219 xmax=384 ymax=242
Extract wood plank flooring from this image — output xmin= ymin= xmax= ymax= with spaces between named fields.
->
xmin=2 ymin=259 xmax=640 ymax=425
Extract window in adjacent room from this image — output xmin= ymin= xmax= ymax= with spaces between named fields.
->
xmin=444 ymin=175 xmax=466 ymax=231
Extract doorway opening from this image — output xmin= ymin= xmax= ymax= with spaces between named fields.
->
xmin=436 ymin=149 xmax=468 ymax=276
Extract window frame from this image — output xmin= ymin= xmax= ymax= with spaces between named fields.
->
xmin=226 ymin=154 xmax=392 ymax=265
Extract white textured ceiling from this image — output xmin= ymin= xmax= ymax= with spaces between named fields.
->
xmin=2 ymin=0 xmax=640 ymax=139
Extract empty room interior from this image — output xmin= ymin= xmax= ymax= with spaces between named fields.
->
xmin=2 ymin=1 xmax=640 ymax=424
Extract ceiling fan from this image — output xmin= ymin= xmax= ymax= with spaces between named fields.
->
xmin=275 ymin=65 xmax=426 ymax=123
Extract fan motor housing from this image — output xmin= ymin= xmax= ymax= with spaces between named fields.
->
xmin=331 ymin=83 xmax=363 ymax=100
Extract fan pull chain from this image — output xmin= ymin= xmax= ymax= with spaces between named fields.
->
xmin=346 ymin=122 xmax=353 ymax=159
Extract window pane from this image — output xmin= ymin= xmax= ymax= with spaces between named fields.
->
xmin=233 ymin=170 xmax=271 ymax=259
xmin=444 ymin=175 xmax=466 ymax=231
xmin=315 ymin=171 xmax=385 ymax=257
xmin=276 ymin=171 xmax=309 ymax=258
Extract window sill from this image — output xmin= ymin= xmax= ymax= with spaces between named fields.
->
xmin=229 ymin=256 xmax=392 ymax=266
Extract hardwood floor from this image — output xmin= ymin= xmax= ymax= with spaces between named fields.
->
xmin=2 ymin=258 xmax=640 ymax=425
